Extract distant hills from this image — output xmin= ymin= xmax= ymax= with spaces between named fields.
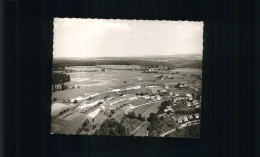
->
xmin=53 ymin=54 xmax=203 ymax=69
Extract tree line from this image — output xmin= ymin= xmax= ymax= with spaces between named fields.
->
xmin=52 ymin=73 xmax=71 ymax=85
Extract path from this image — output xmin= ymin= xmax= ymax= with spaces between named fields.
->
xmin=131 ymin=122 xmax=148 ymax=135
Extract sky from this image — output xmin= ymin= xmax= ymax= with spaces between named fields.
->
xmin=53 ymin=18 xmax=203 ymax=58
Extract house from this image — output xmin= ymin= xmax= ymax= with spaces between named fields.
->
xmin=185 ymin=93 xmax=193 ymax=101
xmin=178 ymin=117 xmax=183 ymax=124
xmin=75 ymin=96 xmax=87 ymax=102
xmin=147 ymin=85 xmax=158 ymax=88
xmin=100 ymin=105 xmax=105 ymax=111
xmin=183 ymin=116 xmax=189 ymax=122
xmin=196 ymin=104 xmax=201 ymax=108
xmin=155 ymin=95 xmax=161 ymax=100
xmin=192 ymin=100 xmax=199 ymax=106
xmin=52 ymin=84 xmax=62 ymax=91
xmin=112 ymin=88 xmax=121 ymax=92
xmin=143 ymin=95 xmax=150 ymax=99
xmin=151 ymin=96 xmax=155 ymax=99
xmin=76 ymin=100 xmax=101 ymax=112
xmin=183 ymin=83 xmax=189 ymax=87
xmin=151 ymin=88 xmax=158 ymax=94
xmin=166 ymin=106 xmax=172 ymax=109
xmin=137 ymin=78 xmax=142 ymax=81
xmin=126 ymin=94 xmax=138 ymax=100
xmin=169 ymin=92 xmax=174 ymax=96
xmin=160 ymin=89 xmax=166 ymax=92
xmin=188 ymin=115 xmax=193 ymax=120
xmin=187 ymin=102 xmax=192 ymax=107
xmin=126 ymin=104 xmax=135 ymax=110
xmin=101 ymin=69 xmax=108 ymax=72
xmin=195 ymin=113 xmax=200 ymax=119
xmin=126 ymin=85 xmax=141 ymax=90
xmin=175 ymin=92 xmax=180 ymax=97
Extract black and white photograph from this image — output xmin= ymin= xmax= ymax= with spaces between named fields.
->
xmin=51 ymin=18 xmax=203 ymax=137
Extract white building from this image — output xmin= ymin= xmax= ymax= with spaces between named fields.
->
xmin=126 ymin=85 xmax=141 ymax=90
xmin=156 ymin=95 xmax=161 ymax=100
xmin=178 ymin=117 xmax=183 ymax=124
xmin=192 ymin=100 xmax=199 ymax=106
xmin=185 ymin=93 xmax=193 ymax=101
xmin=112 ymin=89 xmax=122 ymax=92
xmin=183 ymin=116 xmax=188 ymax=122
xmin=127 ymin=94 xmax=138 ymax=100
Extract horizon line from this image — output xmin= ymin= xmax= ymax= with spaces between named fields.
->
xmin=53 ymin=53 xmax=202 ymax=59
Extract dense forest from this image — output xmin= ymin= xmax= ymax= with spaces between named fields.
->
xmin=52 ymin=73 xmax=71 ymax=85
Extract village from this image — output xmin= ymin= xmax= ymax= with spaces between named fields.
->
xmin=51 ymin=64 xmax=202 ymax=137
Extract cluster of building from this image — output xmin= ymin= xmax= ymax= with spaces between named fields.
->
xmin=143 ymin=65 xmax=169 ymax=72
xmin=177 ymin=113 xmax=200 ymax=124
xmin=112 ymin=85 xmax=141 ymax=92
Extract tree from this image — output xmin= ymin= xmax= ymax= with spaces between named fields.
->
xmin=147 ymin=113 xmax=158 ymax=123
xmin=52 ymin=97 xmax=57 ymax=101
xmin=160 ymin=116 xmax=164 ymax=121
xmin=127 ymin=111 xmax=136 ymax=119
xmin=94 ymin=119 xmax=129 ymax=136
xmin=82 ymin=119 xmax=90 ymax=127
xmin=158 ymin=100 xmax=172 ymax=113
xmin=137 ymin=113 xmax=145 ymax=121
xmin=111 ymin=110 xmax=115 ymax=114
xmin=61 ymin=83 xmax=66 ymax=90
xmin=73 ymin=100 xmax=78 ymax=103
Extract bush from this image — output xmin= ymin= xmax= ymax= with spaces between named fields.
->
xmin=73 ymin=100 xmax=78 ymax=103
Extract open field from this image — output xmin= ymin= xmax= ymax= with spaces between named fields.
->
xmin=133 ymin=101 xmax=162 ymax=117
xmin=55 ymin=114 xmax=90 ymax=134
